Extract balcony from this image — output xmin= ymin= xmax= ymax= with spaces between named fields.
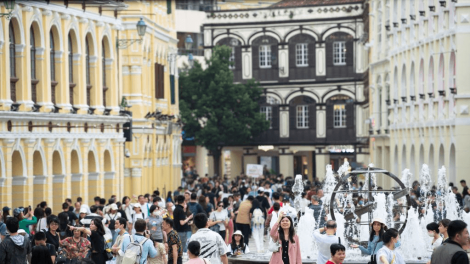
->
xmin=176 ymin=3 xmax=217 ymax=11
xmin=178 ymin=48 xmax=205 ymax=56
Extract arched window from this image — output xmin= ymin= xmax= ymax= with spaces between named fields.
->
xmin=376 ymin=2 xmax=382 ymax=55
xmin=401 ymin=65 xmax=407 ymax=101
xmin=260 ymin=95 xmax=280 ymax=129
xmin=50 ymin=31 xmax=57 ymax=105
xmin=393 ymin=67 xmax=398 ymax=101
xmin=68 ymin=33 xmax=76 ymax=107
xmin=31 ymin=27 xmax=38 ymax=105
xmin=419 ymin=59 xmax=424 ymax=97
xmin=86 ymin=37 xmax=91 ymax=106
xmin=9 ymin=22 xmax=18 ymax=102
xmin=102 ymin=40 xmax=108 ymax=107
xmin=410 ymin=63 xmax=415 ymax=98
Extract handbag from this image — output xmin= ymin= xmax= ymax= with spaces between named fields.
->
xmin=367 ymin=239 xmax=378 ymax=264
xmin=209 ymin=214 xmax=220 ymax=233
xmin=55 ymin=248 xmax=67 ymax=264
xmin=268 ymin=237 xmax=280 ymax=252
xmin=104 ymin=237 xmax=114 ymax=261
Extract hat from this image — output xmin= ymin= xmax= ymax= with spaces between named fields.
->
xmin=79 ymin=207 xmax=88 ymax=214
xmin=109 ymin=204 xmax=118 ymax=211
xmin=258 ymin=187 xmax=265 ymax=192
xmin=2 ymin=206 xmax=10 ymax=212
xmin=184 ymin=190 xmax=191 ymax=195
xmin=17 ymin=229 xmax=26 ymax=234
xmin=371 ymin=218 xmax=387 ymax=228
xmin=13 ymin=207 xmax=24 ymax=217
xmin=134 ymin=203 xmax=141 ymax=208
xmin=232 ymin=230 xmax=244 ymax=237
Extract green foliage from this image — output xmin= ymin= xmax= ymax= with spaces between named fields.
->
xmin=179 ymin=45 xmax=269 ymax=154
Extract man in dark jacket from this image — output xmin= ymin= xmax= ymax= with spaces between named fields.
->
xmin=0 ymin=217 xmax=32 ymax=264
xmin=431 ymin=220 xmax=469 ymax=264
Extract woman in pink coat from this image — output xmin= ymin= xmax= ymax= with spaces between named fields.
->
xmin=269 ymin=212 xmax=302 ymax=264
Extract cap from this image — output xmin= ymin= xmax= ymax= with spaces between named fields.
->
xmin=17 ymin=229 xmax=26 ymax=234
xmin=2 ymin=206 xmax=11 ymax=212
xmin=258 ymin=187 xmax=265 ymax=192
xmin=109 ymin=204 xmax=118 ymax=211
xmin=13 ymin=207 xmax=24 ymax=217
xmin=134 ymin=203 xmax=141 ymax=208
xmin=233 ymin=230 xmax=244 ymax=237
xmin=79 ymin=207 xmax=88 ymax=214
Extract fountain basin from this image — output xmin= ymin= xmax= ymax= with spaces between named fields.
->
xmin=228 ymin=253 xmax=429 ymax=264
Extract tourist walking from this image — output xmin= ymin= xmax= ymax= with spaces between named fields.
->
xmin=129 ymin=203 xmax=146 ymax=234
xmin=111 ymin=218 xmax=129 ymax=264
xmin=0 ymin=217 xmax=32 ymax=264
xmin=235 ymin=196 xmax=253 ymax=245
xmin=162 ymin=218 xmax=183 ymax=264
xmin=174 ymin=195 xmax=193 ymax=253
xmin=31 ymin=243 xmax=54 ymax=264
xmin=268 ymin=211 xmax=301 ymax=264
xmin=120 ymin=219 xmax=158 ymax=264
xmin=33 ymin=231 xmax=57 ymax=263
xmin=44 ymin=216 xmax=62 ymax=251
xmin=313 ymin=220 xmax=343 ymax=264
xmin=60 ymin=225 xmax=91 ymax=262
xmin=147 ymin=205 xmax=165 ymax=242
xmin=431 ymin=220 xmax=469 ymax=264
xmin=376 ymin=228 xmax=405 ymax=264
xmin=426 ymin=222 xmax=443 ymax=252
xmin=189 ymin=213 xmax=228 ymax=264
xmin=439 ymin=218 xmax=451 ymax=243
xmin=209 ymin=201 xmax=229 ymax=241
xmin=227 ymin=230 xmax=249 ymax=255
xmin=70 ymin=218 xmax=107 ymax=264
xmin=326 ymin=244 xmax=346 ymax=264
xmin=105 ymin=203 xmax=121 ymax=243
xmin=351 ymin=218 xmax=387 ymax=263
xmin=185 ymin=241 xmax=205 ymax=264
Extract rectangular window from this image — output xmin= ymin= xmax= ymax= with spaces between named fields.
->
xmin=333 ymin=41 xmax=346 ymax=65
xmin=229 ymin=47 xmax=235 ymax=69
xmin=333 ymin=104 xmax=347 ymax=128
xmin=296 ymin=105 xmax=309 ymax=129
xmin=170 ymin=74 xmax=175 ymax=104
xmin=155 ymin=63 xmax=165 ymax=99
xmin=296 ymin=43 xmax=308 ymax=66
xmin=259 ymin=45 xmax=272 ymax=68
xmin=167 ymin=0 xmax=172 ymax=14
xmin=260 ymin=106 xmax=272 ymax=129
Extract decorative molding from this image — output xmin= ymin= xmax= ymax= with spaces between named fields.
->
xmin=42 ymin=10 xmax=52 ymax=16
xmin=61 ymin=14 xmax=70 ymax=20
xmin=79 ymin=18 xmax=89 ymax=24
xmin=104 ymin=172 xmax=115 ymax=179
xmin=53 ymin=174 xmax=65 ymax=183
xmin=12 ymin=176 xmax=28 ymax=186
xmin=132 ymin=168 xmax=142 ymax=177
xmin=33 ymin=175 xmax=47 ymax=184
xmin=124 ymin=168 xmax=131 ymax=177
xmin=88 ymin=172 xmax=99 ymax=180
xmin=71 ymin=173 xmax=83 ymax=182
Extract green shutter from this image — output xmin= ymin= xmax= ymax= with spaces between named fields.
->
xmin=170 ymin=75 xmax=175 ymax=104
xmin=167 ymin=0 xmax=172 ymax=14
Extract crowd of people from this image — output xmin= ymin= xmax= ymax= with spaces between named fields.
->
xmin=0 ymin=172 xmax=469 ymax=264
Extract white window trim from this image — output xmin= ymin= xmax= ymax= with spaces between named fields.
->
xmin=296 ymin=105 xmax=309 ymax=129
xmin=333 ymin=41 xmax=347 ymax=66
xmin=296 ymin=43 xmax=308 ymax=67
xmin=333 ymin=104 xmax=347 ymax=128
xmin=229 ymin=47 xmax=235 ymax=70
xmin=259 ymin=45 xmax=272 ymax=68
xmin=261 ymin=106 xmax=273 ymax=129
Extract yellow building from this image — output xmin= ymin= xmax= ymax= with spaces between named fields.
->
xmin=0 ymin=1 xmax=181 ymax=212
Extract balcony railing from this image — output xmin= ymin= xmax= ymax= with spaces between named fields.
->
xmin=176 ymin=3 xmax=217 ymax=11
xmin=178 ymin=48 xmax=205 ymax=56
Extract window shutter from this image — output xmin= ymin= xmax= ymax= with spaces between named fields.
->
xmin=167 ymin=0 xmax=172 ymax=14
xmin=309 ymin=42 xmax=315 ymax=70
xmin=309 ymin=103 xmax=316 ymax=129
xmin=326 ymin=102 xmax=334 ymax=129
xmin=272 ymin=44 xmax=279 ymax=67
xmin=289 ymin=43 xmax=295 ymax=68
xmin=346 ymin=40 xmax=354 ymax=66
xmin=170 ymin=75 xmax=175 ymax=104
xmin=272 ymin=105 xmax=279 ymax=130
xmin=252 ymin=46 xmax=259 ymax=70
xmin=290 ymin=105 xmax=296 ymax=130
xmin=326 ymin=42 xmax=333 ymax=67
xmin=346 ymin=102 xmax=355 ymax=128
xmin=160 ymin=64 xmax=165 ymax=99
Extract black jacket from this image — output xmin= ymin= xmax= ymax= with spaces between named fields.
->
xmin=0 ymin=234 xmax=32 ymax=264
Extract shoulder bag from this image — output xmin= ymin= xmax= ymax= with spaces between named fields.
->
xmin=209 ymin=214 xmax=220 ymax=233
xmin=104 ymin=237 xmax=114 ymax=261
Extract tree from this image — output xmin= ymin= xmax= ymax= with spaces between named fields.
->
xmin=179 ymin=45 xmax=269 ymax=176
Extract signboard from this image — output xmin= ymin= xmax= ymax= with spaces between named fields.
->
xmin=246 ymin=164 xmax=263 ymax=178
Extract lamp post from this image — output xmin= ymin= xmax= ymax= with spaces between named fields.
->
xmin=117 ymin=18 xmax=147 ymax=49
xmin=1 ymin=0 xmax=15 ymax=19
xmin=185 ymin=35 xmax=194 ymax=68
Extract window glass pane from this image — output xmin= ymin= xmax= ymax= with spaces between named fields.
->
xmin=296 ymin=43 xmax=308 ymax=66
xmin=68 ymin=34 xmax=73 ymax=83
xmin=50 ymin=32 xmax=55 ymax=81
xmin=30 ymin=29 xmax=36 ymax=80
xmin=229 ymin=47 xmax=235 ymax=69
xmin=296 ymin=105 xmax=309 ymax=128
xmin=259 ymin=45 xmax=271 ymax=68
xmin=333 ymin=42 xmax=346 ymax=65
xmin=260 ymin=106 xmax=273 ymax=129
xmin=333 ymin=104 xmax=346 ymax=127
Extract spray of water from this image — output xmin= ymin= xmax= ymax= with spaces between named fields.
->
xmin=398 ymin=208 xmax=429 ymax=259
xmin=420 ymin=164 xmax=432 ymax=195
xmin=297 ymin=207 xmax=317 ymax=259
xmin=292 ymin=174 xmax=304 ymax=213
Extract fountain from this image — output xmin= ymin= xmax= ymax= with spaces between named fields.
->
xmin=229 ymin=163 xmax=464 ymax=264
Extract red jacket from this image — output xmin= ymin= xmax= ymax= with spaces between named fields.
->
xmin=269 ymin=222 xmax=302 ymax=264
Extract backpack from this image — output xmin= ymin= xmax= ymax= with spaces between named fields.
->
xmin=188 ymin=202 xmax=201 ymax=215
xmin=108 ymin=214 xmax=117 ymax=230
xmin=122 ymin=235 xmax=148 ymax=264
xmin=252 ymin=208 xmax=264 ymax=225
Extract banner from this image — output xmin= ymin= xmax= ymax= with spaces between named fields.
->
xmin=246 ymin=164 xmax=263 ymax=178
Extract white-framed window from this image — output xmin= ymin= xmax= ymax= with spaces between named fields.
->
xmin=333 ymin=42 xmax=346 ymax=65
xmin=296 ymin=105 xmax=309 ymax=128
xmin=296 ymin=43 xmax=308 ymax=66
xmin=229 ymin=47 xmax=235 ymax=69
xmin=261 ymin=106 xmax=272 ymax=129
xmin=259 ymin=45 xmax=271 ymax=68
xmin=333 ymin=104 xmax=346 ymax=128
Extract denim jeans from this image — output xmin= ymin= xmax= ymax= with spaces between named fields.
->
xmin=177 ymin=231 xmax=188 ymax=253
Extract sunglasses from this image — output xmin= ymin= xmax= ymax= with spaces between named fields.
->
xmin=218 ymin=204 xmax=223 ymax=207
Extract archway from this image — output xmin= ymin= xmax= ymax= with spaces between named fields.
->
xmin=401 ymin=146 xmax=407 ymax=172
xmin=103 ymin=150 xmax=114 ymax=198
xmin=12 ymin=150 xmax=26 ymax=208
xmin=419 ymin=145 xmax=424 ymax=168
xmin=438 ymin=144 xmax=445 ymax=169
xmin=52 ymin=150 xmax=65 ymax=210
xmin=394 ymin=145 xmax=399 ymax=175
xmin=70 ymin=149 xmax=82 ymax=199
xmin=88 ymin=151 xmax=99 ymax=202
xmin=429 ymin=145 xmax=434 ymax=176
xmin=449 ymin=144 xmax=456 ymax=183
xmin=33 ymin=151 xmax=46 ymax=203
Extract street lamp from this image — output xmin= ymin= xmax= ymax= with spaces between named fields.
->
xmin=185 ymin=35 xmax=194 ymax=68
xmin=1 ymin=0 xmax=15 ymax=20
xmin=188 ymin=53 xmax=194 ymax=68
xmin=117 ymin=18 xmax=147 ymax=49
